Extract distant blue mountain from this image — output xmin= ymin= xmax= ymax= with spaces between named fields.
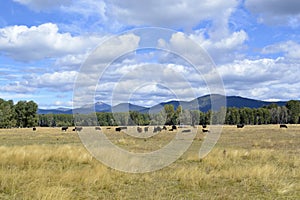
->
xmin=38 ymin=108 xmax=71 ymax=114
xmin=148 ymin=94 xmax=287 ymax=112
xmin=37 ymin=95 xmax=289 ymax=114
xmin=72 ymin=102 xmax=111 ymax=114
xmin=38 ymin=102 xmax=111 ymax=114
xmin=226 ymin=96 xmax=286 ymax=109
xmin=111 ymin=103 xmax=146 ymax=113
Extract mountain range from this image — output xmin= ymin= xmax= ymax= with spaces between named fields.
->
xmin=37 ymin=94 xmax=288 ymax=114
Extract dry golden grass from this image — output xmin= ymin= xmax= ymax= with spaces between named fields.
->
xmin=0 ymin=125 xmax=299 ymax=199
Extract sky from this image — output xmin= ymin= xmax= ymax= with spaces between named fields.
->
xmin=0 ymin=0 xmax=300 ymax=109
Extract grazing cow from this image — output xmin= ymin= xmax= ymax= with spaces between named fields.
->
xmin=33 ymin=127 xmax=36 ymax=131
xmin=75 ymin=127 xmax=83 ymax=131
xmin=137 ymin=127 xmax=143 ymax=133
xmin=61 ymin=126 xmax=68 ymax=131
xmin=237 ymin=124 xmax=244 ymax=128
xmin=72 ymin=128 xmax=76 ymax=131
xmin=163 ymin=126 xmax=167 ymax=130
xmin=115 ymin=127 xmax=121 ymax=132
xmin=202 ymin=129 xmax=209 ymax=133
xmin=202 ymin=124 xmax=207 ymax=128
xmin=172 ymin=125 xmax=177 ymax=130
xmin=95 ymin=127 xmax=101 ymax=130
xmin=144 ymin=127 xmax=149 ymax=132
xmin=280 ymin=124 xmax=288 ymax=128
xmin=153 ymin=126 xmax=161 ymax=133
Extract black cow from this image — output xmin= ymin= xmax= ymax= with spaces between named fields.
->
xmin=33 ymin=127 xmax=36 ymax=131
xmin=182 ymin=129 xmax=191 ymax=133
xmin=61 ymin=126 xmax=68 ymax=131
xmin=163 ymin=126 xmax=167 ymax=130
xmin=280 ymin=124 xmax=288 ymax=128
xmin=172 ymin=125 xmax=177 ymax=130
xmin=237 ymin=124 xmax=244 ymax=128
xmin=153 ymin=126 xmax=162 ymax=133
xmin=115 ymin=127 xmax=121 ymax=132
xmin=202 ymin=129 xmax=209 ymax=133
xmin=95 ymin=127 xmax=101 ymax=130
xmin=72 ymin=128 xmax=76 ymax=131
xmin=202 ymin=124 xmax=207 ymax=128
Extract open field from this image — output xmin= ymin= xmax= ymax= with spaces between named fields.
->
xmin=0 ymin=125 xmax=299 ymax=199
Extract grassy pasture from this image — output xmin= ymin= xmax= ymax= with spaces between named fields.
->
xmin=0 ymin=125 xmax=299 ymax=199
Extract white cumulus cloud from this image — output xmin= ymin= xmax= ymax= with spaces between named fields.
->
xmin=190 ymin=29 xmax=248 ymax=63
xmin=109 ymin=0 xmax=239 ymax=31
xmin=262 ymin=40 xmax=300 ymax=59
xmin=218 ymin=57 xmax=300 ymax=100
xmin=0 ymin=23 xmax=103 ymax=62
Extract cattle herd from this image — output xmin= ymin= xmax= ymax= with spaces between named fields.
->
xmin=30 ymin=124 xmax=290 ymax=132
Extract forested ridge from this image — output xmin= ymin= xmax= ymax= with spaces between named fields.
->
xmin=1 ymin=98 xmax=300 ymax=128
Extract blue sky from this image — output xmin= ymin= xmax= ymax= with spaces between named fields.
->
xmin=0 ymin=0 xmax=300 ymax=108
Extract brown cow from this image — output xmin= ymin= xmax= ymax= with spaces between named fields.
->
xmin=137 ymin=127 xmax=143 ymax=133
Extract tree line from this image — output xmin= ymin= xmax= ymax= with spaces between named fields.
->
xmin=0 ymin=99 xmax=38 ymax=128
xmin=1 ymin=98 xmax=300 ymax=128
xmin=37 ymin=100 xmax=300 ymax=127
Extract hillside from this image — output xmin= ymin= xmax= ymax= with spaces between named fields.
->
xmin=38 ymin=95 xmax=289 ymax=114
